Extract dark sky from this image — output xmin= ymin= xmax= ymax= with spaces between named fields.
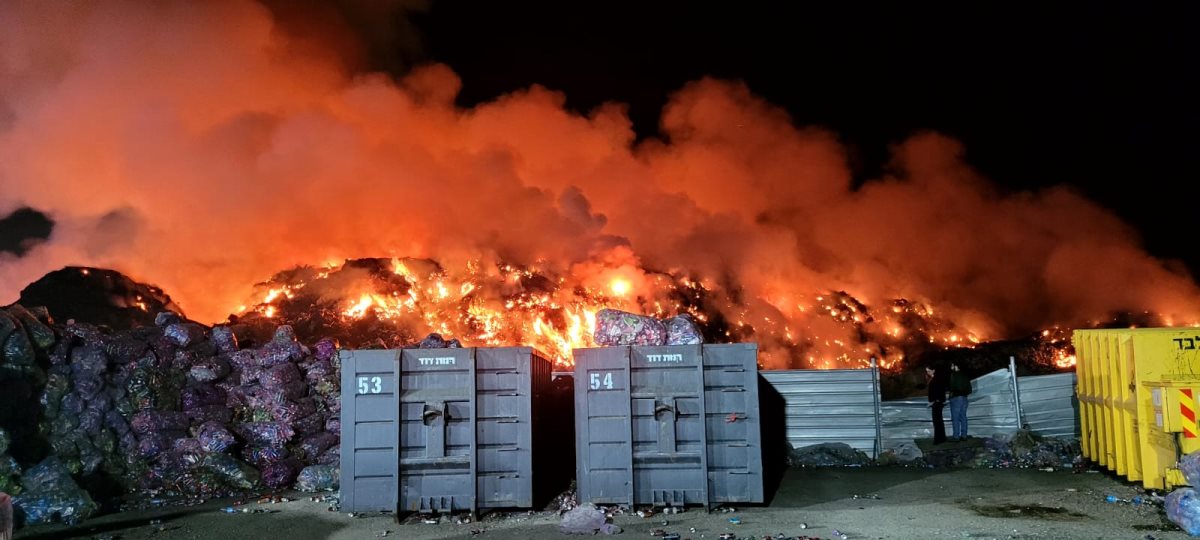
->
xmin=407 ymin=1 xmax=1200 ymax=271
xmin=4 ymin=2 xmax=1198 ymax=276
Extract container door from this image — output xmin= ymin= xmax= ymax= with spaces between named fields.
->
xmin=629 ymin=345 xmax=709 ymax=507
xmin=339 ymin=349 xmax=401 ymax=512
xmin=702 ymin=343 xmax=764 ymax=504
xmin=399 ymin=348 xmax=477 ymax=515
xmin=574 ymin=347 xmax=635 ymax=505
xmin=474 ymin=347 xmax=535 ymax=509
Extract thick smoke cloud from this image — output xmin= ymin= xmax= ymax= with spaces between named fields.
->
xmin=2 ymin=1 xmax=1197 ymax=364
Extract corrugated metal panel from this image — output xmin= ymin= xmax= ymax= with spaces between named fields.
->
xmin=880 ymin=369 xmax=1021 ymax=448
xmin=760 ymin=368 xmax=880 ymax=458
xmin=1018 ymin=372 xmax=1079 ymax=438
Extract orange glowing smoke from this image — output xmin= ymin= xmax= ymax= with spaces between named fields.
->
xmin=2 ymin=2 xmax=1200 ymax=370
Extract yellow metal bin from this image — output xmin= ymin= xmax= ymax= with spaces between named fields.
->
xmin=1074 ymin=328 xmax=1200 ymax=489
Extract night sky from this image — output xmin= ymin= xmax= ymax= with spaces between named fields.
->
xmin=4 ymin=2 xmax=1198 ymax=275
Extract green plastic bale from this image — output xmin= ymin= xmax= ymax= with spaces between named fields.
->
xmin=2 ymin=329 xmax=35 ymax=366
xmin=201 ymin=453 xmax=261 ymax=490
xmin=92 ymin=429 xmax=116 ymax=455
xmin=7 ymin=304 xmax=55 ymax=350
xmin=50 ymin=414 xmax=80 ymax=436
xmin=49 ymin=434 xmax=80 ymax=457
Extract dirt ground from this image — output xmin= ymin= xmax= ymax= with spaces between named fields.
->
xmin=12 ymin=467 xmax=1187 ymax=540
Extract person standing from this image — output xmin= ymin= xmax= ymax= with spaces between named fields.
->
xmin=949 ymin=361 xmax=972 ymax=441
xmin=926 ymin=365 xmax=949 ymax=444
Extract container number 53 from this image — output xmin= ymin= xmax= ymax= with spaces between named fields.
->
xmin=589 ymin=372 xmax=614 ymax=390
xmin=357 ymin=376 xmax=383 ymax=395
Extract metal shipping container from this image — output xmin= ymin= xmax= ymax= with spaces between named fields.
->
xmin=340 ymin=347 xmax=565 ymax=515
xmin=573 ymin=343 xmax=764 ymax=508
xmin=1075 ymin=327 xmax=1200 ymax=489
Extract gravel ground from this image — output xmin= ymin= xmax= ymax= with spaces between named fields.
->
xmin=12 ymin=467 xmax=1188 ymax=540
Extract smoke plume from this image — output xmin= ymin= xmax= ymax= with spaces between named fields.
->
xmin=2 ymin=0 xmax=1197 ymax=368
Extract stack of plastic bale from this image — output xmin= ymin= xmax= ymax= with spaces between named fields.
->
xmin=226 ymin=326 xmax=313 ymax=490
xmin=594 ymin=309 xmax=704 ymax=346
xmin=1169 ymin=451 xmax=1200 ymax=535
xmin=12 ymin=457 xmax=97 ymax=526
xmin=1 ymin=306 xmax=57 ymax=469
xmin=293 ymin=338 xmax=341 ymax=491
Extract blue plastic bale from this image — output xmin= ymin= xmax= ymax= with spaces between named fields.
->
xmin=1168 ymin=488 xmax=1200 ymax=536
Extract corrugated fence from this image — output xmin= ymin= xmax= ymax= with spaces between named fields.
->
xmin=760 ymin=367 xmax=881 ymax=458
xmin=760 ymin=361 xmax=1078 ymax=456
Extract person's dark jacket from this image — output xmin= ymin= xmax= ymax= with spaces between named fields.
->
xmin=927 ymin=369 xmax=949 ymax=403
xmin=949 ymin=371 xmax=972 ymax=397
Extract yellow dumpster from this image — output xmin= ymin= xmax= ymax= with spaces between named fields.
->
xmin=1074 ymin=327 xmax=1200 ymax=489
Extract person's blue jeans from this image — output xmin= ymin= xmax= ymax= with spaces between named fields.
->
xmin=949 ymin=396 xmax=968 ymax=439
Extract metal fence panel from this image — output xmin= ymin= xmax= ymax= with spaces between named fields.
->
xmin=1018 ymin=372 xmax=1079 ymax=438
xmin=760 ymin=368 xmax=880 ymax=458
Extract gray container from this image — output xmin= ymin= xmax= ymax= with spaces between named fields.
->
xmin=573 ymin=343 xmax=763 ymax=508
xmin=340 ymin=347 xmax=564 ymax=515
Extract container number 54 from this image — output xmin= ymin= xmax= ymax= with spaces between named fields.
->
xmin=589 ymin=372 xmax=614 ymax=390
xmin=357 ymin=376 xmax=383 ymax=395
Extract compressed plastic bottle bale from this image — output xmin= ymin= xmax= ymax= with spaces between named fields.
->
xmin=13 ymin=456 xmax=98 ymax=525
xmin=298 ymin=432 xmax=338 ymax=461
xmin=188 ymin=357 xmax=230 ymax=383
xmin=182 ymin=384 xmax=227 ymax=410
xmin=69 ymin=345 xmax=108 ymax=378
xmin=1182 ymin=452 xmax=1200 ymax=487
xmin=324 ymin=417 xmax=340 ymax=434
xmin=58 ymin=392 xmax=85 ymax=419
xmin=243 ymin=445 xmax=290 ymax=468
xmin=92 ymin=428 xmax=117 ymax=455
xmin=104 ymin=410 xmax=131 ymax=436
xmin=293 ymin=412 xmax=326 ymax=437
xmin=155 ymin=311 xmax=183 ymax=327
xmin=295 ymin=464 xmax=339 ymax=491
xmin=271 ymin=397 xmax=317 ymax=424
xmin=1167 ymin=488 xmax=1200 ymax=536
xmin=211 ymin=326 xmax=239 ymax=353
xmin=665 ymin=314 xmax=704 ymax=345
xmin=72 ymin=376 xmax=103 ymax=399
xmin=228 ymin=349 xmax=258 ymax=371
xmin=259 ymin=362 xmax=301 ymax=389
xmin=103 ymin=335 xmax=149 ymax=362
xmin=202 ymin=453 xmax=260 ymax=490
xmin=236 ymin=422 xmax=295 ymax=448
xmin=305 ymin=359 xmax=334 ymax=378
xmin=131 ymin=410 xmax=190 ymax=435
xmin=256 ymin=341 xmax=303 ymax=368
xmin=314 ymin=338 xmax=338 ymax=361
xmin=593 ymin=309 xmax=668 ymax=346
xmin=164 ymin=323 xmax=206 ymax=347
xmin=196 ymin=421 xmax=237 ymax=453
xmin=78 ymin=407 xmax=104 ymax=436
xmin=317 ymin=445 xmax=340 ymax=466
xmin=135 ymin=433 xmax=180 ymax=459
xmin=261 ymin=458 xmax=301 ymax=489
xmin=186 ymin=405 xmax=233 ymax=424
xmin=7 ymin=304 xmax=55 ymax=350
xmin=2 ymin=330 xmax=35 ymax=366
xmin=418 ymin=333 xmax=449 ymax=349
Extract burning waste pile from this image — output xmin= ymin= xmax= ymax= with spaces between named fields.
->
xmin=0 ymin=305 xmax=355 ymax=525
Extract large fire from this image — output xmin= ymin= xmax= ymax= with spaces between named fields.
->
xmin=230 ymin=256 xmax=1018 ymax=370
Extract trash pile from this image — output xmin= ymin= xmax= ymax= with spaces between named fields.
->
xmin=0 ymin=305 xmax=348 ymax=526
xmin=594 ymin=309 xmax=702 ymax=346
xmin=559 ymin=503 xmax=622 ymax=535
xmin=1167 ymin=451 xmax=1200 ymax=535
xmin=787 ymin=443 xmax=871 ymax=467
